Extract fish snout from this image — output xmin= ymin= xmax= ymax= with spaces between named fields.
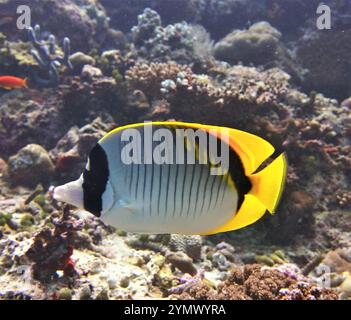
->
xmin=53 ymin=177 xmax=84 ymax=209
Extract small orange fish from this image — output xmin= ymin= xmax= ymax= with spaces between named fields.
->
xmin=0 ymin=76 xmax=28 ymax=90
xmin=0 ymin=16 xmax=14 ymax=27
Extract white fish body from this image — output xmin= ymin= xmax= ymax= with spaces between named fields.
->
xmin=99 ymin=125 xmax=238 ymax=234
xmin=54 ymin=122 xmax=287 ymax=236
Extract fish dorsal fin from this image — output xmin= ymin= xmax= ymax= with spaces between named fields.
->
xmin=169 ymin=123 xmax=275 ymax=175
xmin=99 ymin=122 xmax=275 ymax=175
xmin=226 ymin=128 xmax=275 ymax=175
xmin=201 ymin=194 xmax=267 ymax=235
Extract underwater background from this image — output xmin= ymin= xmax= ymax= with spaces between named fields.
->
xmin=0 ymin=0 xmax=350 ymax=300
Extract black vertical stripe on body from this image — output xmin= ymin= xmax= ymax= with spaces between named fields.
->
xmin=165 ymin=164 xmax=171 ymax=214
xmin=83 ymin=144 xmax=109 ymax=217
xmin=134 ymin=134 xmax=141 ymax=200
xmin=157 ymin=165 xmax=162 ymax=216
xmin=187 ymin=165 xmax=195 ymax=216
xmin=173 ymin=165 xmax=179 ymax=217
xmin=219 ymin=174 xmax=229 ymax=204
xmin=194 ymin=164 xmax=205 ymax=216
xmin=142 ymin=164 xmax=147 ymax=216
xmin=217 ymin=174 xmax=227 ymax=205
xmin=149 ymin=164 xmax=154 ymax=216
xmin=129 ymin=164 xmax=134 ymax=196
xmin=180 ymin=141 xmax=188 ymax=216
xmin=123 ymin=159 xmax=128 ymax=182
xmin=208 ymin=174 xmax=218 ymax=211
xmin=135 ymin=164 xmax=140 ymax=200
xmin=213 ymin=175 xmax=223 ymax=210
xmin=201 ymin=171 xmax=211 ymax=213
xmin=180 ymin=164 xmax=187 ymax=216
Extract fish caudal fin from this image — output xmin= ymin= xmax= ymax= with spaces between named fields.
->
xmin=249 ymin=153 xmax=287 ymax=214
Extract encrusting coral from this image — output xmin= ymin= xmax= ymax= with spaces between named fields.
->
xmin=177 ymin=264 xmax=338 ymax=300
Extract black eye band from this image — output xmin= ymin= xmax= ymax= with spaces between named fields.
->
xmin=82 ymin=144 xmax=109 ymax=217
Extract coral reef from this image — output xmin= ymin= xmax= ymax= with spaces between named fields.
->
xmin=0 ymin=0 xmax=350 ymax=301
xmin=50 ymin=117 xmax=115 ymax=180
xmin=7 ymin=144 xmax=55 ymax=187
xmin=214 ymin=21 xmax=283 ymax=66
xmin=296 ymin=29 xmax=351 ymax=99
xmin=131 ymin=8 xmax=214 ymax=65
xmin=27 ymin=25 xmax=73 ymax=88
xmin=177 ymin=264 xmax=338 ymax=300
xmin=0 ymin=0 xmax=111 ymax=51
xmin=126 ymin=62 xmax=192 ymax=100
xmin=0 ymin=90 xmax=67 ymax=158
xmin=25 ymin=206 xmax=82 ymax=281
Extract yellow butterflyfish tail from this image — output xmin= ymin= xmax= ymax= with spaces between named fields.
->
xmin=249 ymin=153 xmax=287 ymax=214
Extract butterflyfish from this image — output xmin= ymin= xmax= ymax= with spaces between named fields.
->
xmin=54 ymin=122 xmax=287 ymax=235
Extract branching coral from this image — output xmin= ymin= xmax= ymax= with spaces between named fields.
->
xmin=126 ymin=62 xmax=192 ymax=100
xmin=126 ymin=62 xmax=290 ymax=124
xmin=27 ymin=24 xmax=73 ymax=88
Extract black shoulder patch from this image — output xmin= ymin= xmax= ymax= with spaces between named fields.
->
xmin=82 ymin=143 xmax=109 ymax=217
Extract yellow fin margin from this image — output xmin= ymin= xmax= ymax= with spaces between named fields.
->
xmin=100 ymin=122 xmax=275 ymax=176
xmin=249 ymin=153 xmax=287 ymax=214
xmin=201 ymin=194 xmax=267 ymax=235
xmin=227 ymin=129 xmax=275 ymax=175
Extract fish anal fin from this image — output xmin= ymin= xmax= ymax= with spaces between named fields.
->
xmin=249 ymin=153 xmax=287 ymax=214
xmin=201 ymin=194 xmax=267 ymax=235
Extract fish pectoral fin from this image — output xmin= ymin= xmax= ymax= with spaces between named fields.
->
xmin=200 ymin=194 xmax=267 ymax=235
xmin=117 ymin=200 xmax=138 ymax=214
